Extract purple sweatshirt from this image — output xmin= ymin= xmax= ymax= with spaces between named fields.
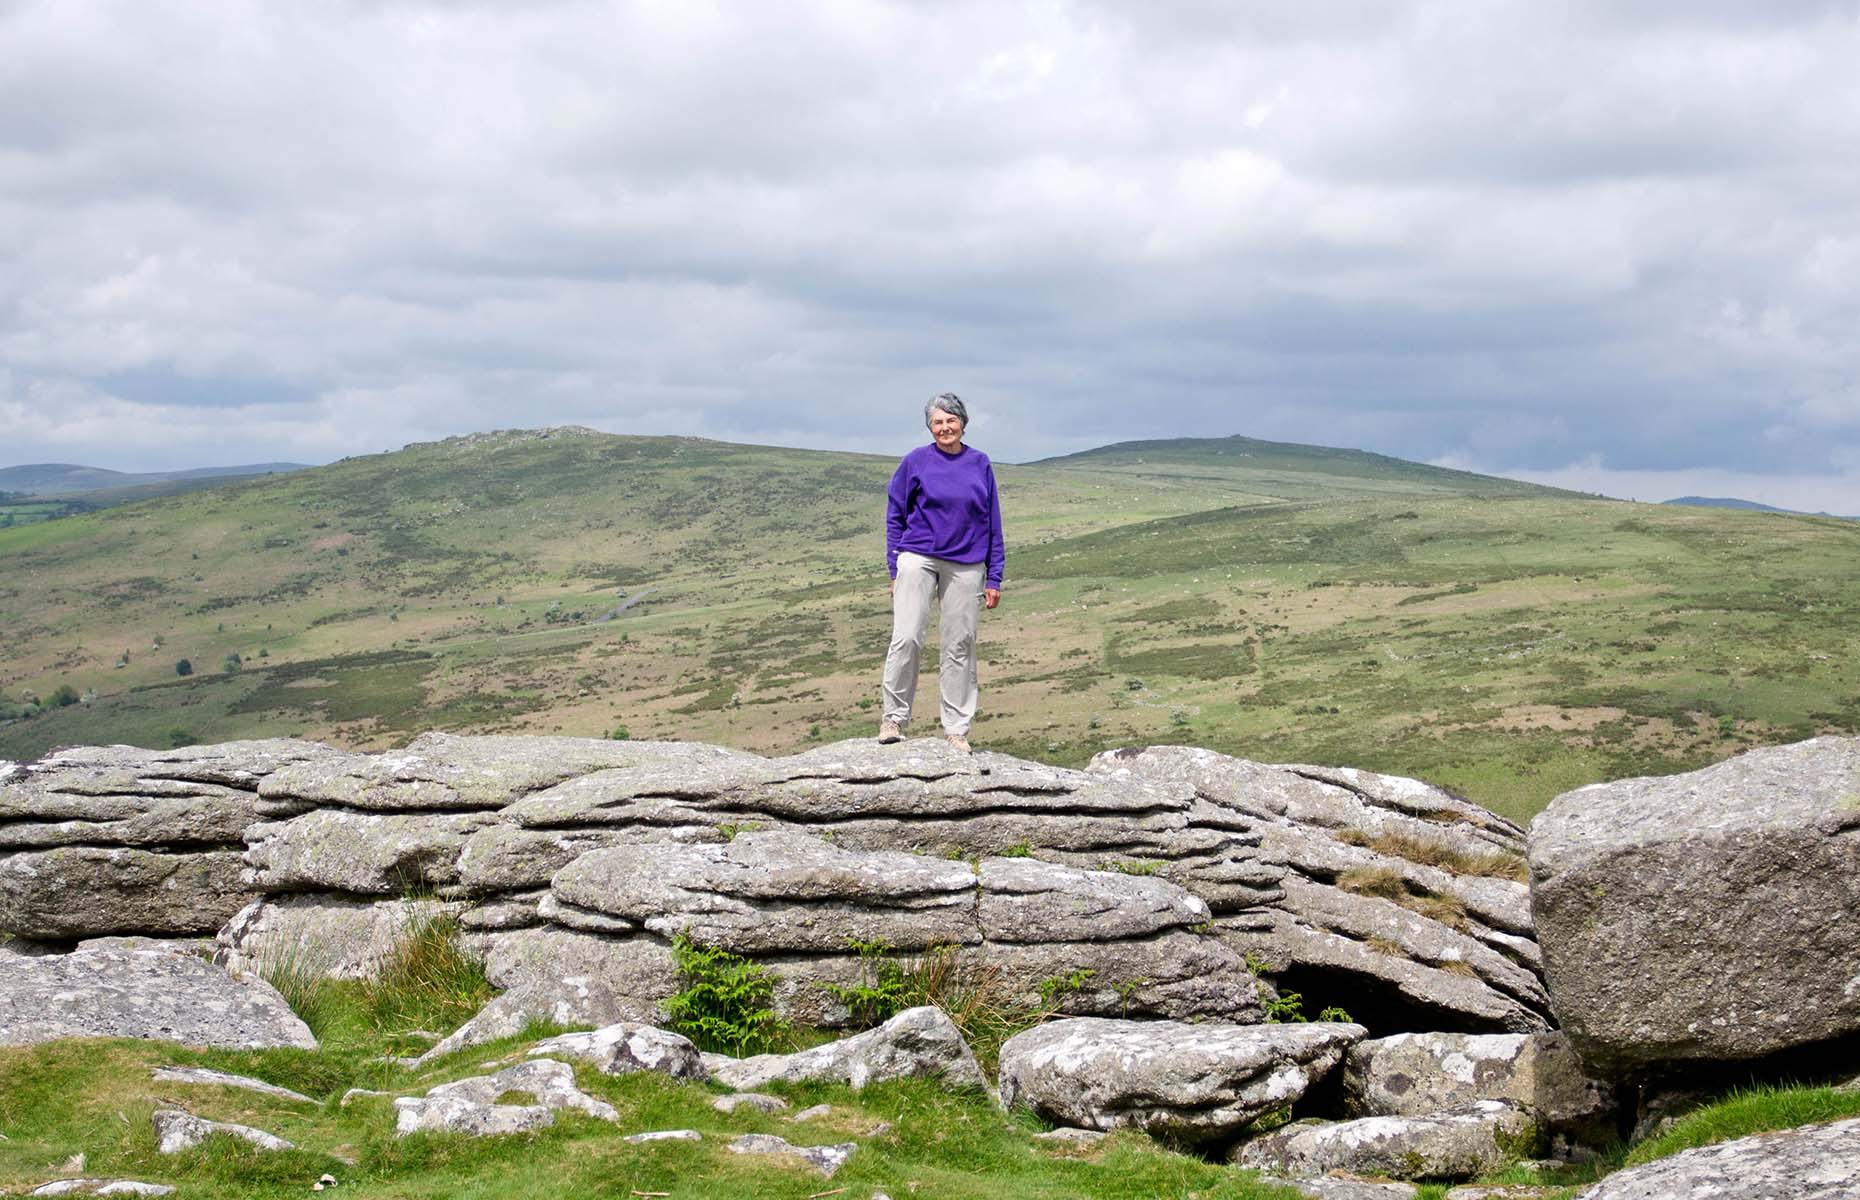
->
xmin=886 ymin=442 xmax=1006 ymax=589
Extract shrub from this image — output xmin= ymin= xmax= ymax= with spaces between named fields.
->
xmin=174 ymin=659 xmax=193 ymax=677
xmin=49 ymin=684 xmax=79 ymax=707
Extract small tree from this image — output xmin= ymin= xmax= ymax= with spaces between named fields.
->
xmin=50 ymin=684 xmax=79 ymax=707
xmin=222 ymin=653 xmax=243 ymax=674
xmin=174 ymin=659 xmax=193 ymax=677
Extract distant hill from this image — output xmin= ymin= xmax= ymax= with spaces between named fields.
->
xmin=0 ymin=462 xmax=311 ymax=498
xmin=1031 ymin=434 xmax=1573 ymax=500
xmin=1663 ymin=496 xmax=1856 ymax=520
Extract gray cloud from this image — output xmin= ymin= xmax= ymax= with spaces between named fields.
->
xmin=2 ymin=0 xmax=1858 ymax=511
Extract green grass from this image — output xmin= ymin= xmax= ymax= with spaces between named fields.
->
xmin=1623 ymin=1083 xmax=1860 ymax=1167
xmin=0 ymin=1018 xmax=1308 ymax=1200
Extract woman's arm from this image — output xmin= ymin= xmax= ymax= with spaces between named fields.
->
xmin=885 ymin=458 xmax=914 ymax=580
xmin=984 ymin=464 xmax=1004 ymax=608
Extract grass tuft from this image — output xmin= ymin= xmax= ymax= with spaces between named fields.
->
xmin=1624 ymin=1083 xmax=1860 ymax=1167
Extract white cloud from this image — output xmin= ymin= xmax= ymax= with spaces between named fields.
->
xmin=0 ymin=0 xmax=1857 ymax=480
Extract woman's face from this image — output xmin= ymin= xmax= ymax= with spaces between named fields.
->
xmin=929 ymin=407 xmax=965 ymax=451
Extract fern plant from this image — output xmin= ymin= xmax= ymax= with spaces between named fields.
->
xmin=662 ymin=934 xmax=791 ymax=1056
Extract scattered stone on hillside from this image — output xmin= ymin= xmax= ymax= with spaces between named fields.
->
xmin=29 ymin=1181 xmax=176 ymax=1197
xmin=393 ymin=1059 xmax=617 ymax=1136
xmin=1286 ymin=1181 xmax=1419 ymax=1200
xmin=0 ymin=946 xmax=315 ymax=1049
xmin=528 ymin=1022 xmax=707 ymax=1081
xmin=1529 ymin=738 xmax=1860 ymax=1073
xmin=0 ymin=847 xmax=252 ymax=940
xmin=151 ymin=1066 xmax=316 ymax=1104
xmin=1090 ymin=746 xmax=1548 ymax=1034
xmin=244 ymin=809 xmax=501 ymax=894
xmin=710 ymin=1006 xmax=986 ymax=1092
xmin=1342 ymin=1032 xmax=1617 ymax=1137
xmin=153 ymin=1109 xmax=295 ymax=1154
xmin=214 ymin=895 xmax=464 ymax=980
xmin=713 ymin=1092 xmax=789 ymax=1114
xmin=726 ymin=1133 xmax=857 ymax=1178
xmin=997 ymin=1017 xmax=1365 ymax=1143
xmin=623 ymin=1129 xmax=702 ymax=1143
xmin=1235 ymin=1102 xmax=1542 ymax=1181
xmin=1034 ymin=1127 xmax=1105 ymax=1145
xmin=1569 ymin=1115 xmax=1860 ymax=1199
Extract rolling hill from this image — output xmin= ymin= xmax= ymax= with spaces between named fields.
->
xmin=4 ymin=426 xmax=1857 ymax=822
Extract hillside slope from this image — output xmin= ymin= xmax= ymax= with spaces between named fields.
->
xmin=4 ymin=427 xmax=1858 ymax=820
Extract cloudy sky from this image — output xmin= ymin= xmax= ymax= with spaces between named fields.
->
xmin=5 ymin=1 xmax=1860 ymax=509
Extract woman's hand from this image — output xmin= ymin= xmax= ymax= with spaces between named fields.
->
xmin=984 ymin=587 xmax=1000 ymax=610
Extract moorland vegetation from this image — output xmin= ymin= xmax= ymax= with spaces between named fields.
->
xmin=4 ymin=426 xmax=1858 ymax=822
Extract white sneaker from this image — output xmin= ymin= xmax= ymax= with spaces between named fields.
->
xmin=945 ymin=733 xmax=971 ymax=754
xmin=878 ymin=720 xmax=903 ymax=744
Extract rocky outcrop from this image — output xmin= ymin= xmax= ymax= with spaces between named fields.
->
xmin=1529 ymin=738 xmax=1860 ymax=1074
xmin=997 ymin=1016 xmax=1365 ymax=1143
xmin=1097 ymin=748 xmax=1545 ymax=1034
xmin=710 ymin=1006 xmax=986 ymax=1092
xmin=0 ymin=945 xmax=316 ymax=1049
xmin=4 ymin=733 xmax=1549 ymax=1040
xmin=1235 ymin=1101 xmax=1542 ymax=1181
xmin=1342 ymin=1032 xmax=1616 ymax=1137
xmin=1570 ymin=1115 xmax=1860 ymax=1198
xmin=0 ymin=740 xmax=335 ymax=940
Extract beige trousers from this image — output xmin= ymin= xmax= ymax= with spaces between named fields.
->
xmin=882 ymin=551 xmax=984 ymax=734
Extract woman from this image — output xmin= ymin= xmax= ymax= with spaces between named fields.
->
xmin=879 ymin=393 xmax=1004 ymax=752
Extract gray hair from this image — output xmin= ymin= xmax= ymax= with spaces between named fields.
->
xmin=925 ymin=393 xmax=968 ymax=428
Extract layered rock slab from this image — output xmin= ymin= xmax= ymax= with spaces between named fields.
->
xmin=998 ymin=1016 xmax=1365 ymax=1143
xmin=1570 ymin=1115 xmax=1860 ymax=1199
xmin=1529 ymin=738 xmax=1860 ymax=1073
xmin=1091 ymin=747 xmax=1547 ymax=1034
xmin=0 ymin=739 xmax=334 ymax=941
xmin=0 ymin=945 xmax=315 ymax=1049
xmin=527 ymin=830 xmax=1257 ymax=1027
